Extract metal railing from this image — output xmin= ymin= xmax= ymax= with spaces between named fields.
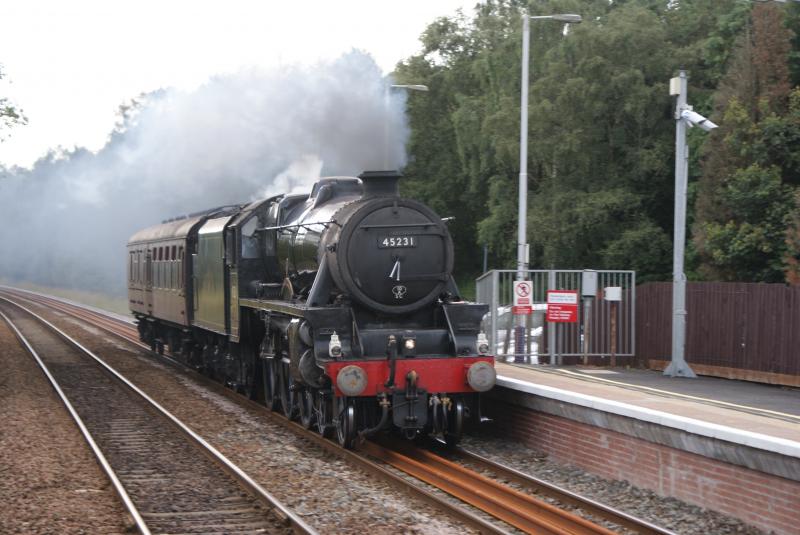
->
xmin=476 ymin=269 xmax=635 ymax=365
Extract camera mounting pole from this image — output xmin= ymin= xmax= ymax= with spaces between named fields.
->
xmin=665 ymin=70 xmax=704 ymax=378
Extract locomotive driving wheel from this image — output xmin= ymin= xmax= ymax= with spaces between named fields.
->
xmin=262 ymin=358 xmax=279 ymax=411
xmin=279 ymin=359 xmax=298 ymax=420
xmin=299 ymin=388 xmax=315 ymax=429
xmin=335 ymin=396 xmax=356 ymax=449
xmin=444 ymin=398 xmax=464 ymax=447
xmin=314 ymin=390 xmax=332 ymax=437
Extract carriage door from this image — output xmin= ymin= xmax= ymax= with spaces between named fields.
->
xmin=226 ymin=228 xmax=240 ymax=343
xmin=145 ymin=249 xmax=154 ymax=314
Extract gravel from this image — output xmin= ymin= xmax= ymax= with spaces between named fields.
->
xmin=14 ymin=298 xmax=763 ymax=535
xmin=460 ymin=431 xmax=765 ymax=535
xmin=35 ymin=305 xmax=473 ymax=534
xmin=0 ymin=319 xmax=131 ymax=534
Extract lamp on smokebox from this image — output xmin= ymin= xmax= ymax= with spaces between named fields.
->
xmin=383 ymin=84 xmax=429 ymax=169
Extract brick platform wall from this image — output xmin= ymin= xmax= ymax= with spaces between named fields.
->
xmin=485 ymin=399 xmax=800 ymax=535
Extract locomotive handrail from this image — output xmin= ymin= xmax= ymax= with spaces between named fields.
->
xmin=358 ymin=222 xmax=441 ymax=229
xmin=258 ymin=220 xmax=339 ymax=232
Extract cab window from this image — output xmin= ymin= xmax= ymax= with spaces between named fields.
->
xmin=241 ymin=217 xmax=260 ymax=259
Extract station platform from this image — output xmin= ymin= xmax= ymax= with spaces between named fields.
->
xmin=482 ymin=363 xmax=800 ymax=534
xmin=496 ymin=363 xmax=800 ymax=448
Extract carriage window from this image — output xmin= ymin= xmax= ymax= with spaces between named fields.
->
xmin=177 ymin=246 xmax=183 ymax=287
xmin=171 ymin=246 xmax=177 ymax=261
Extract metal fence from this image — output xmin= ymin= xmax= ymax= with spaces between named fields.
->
xmin=637 ymin=282 xmax=800 ymax=376
xmin=475 ymin=269 xmax=636 ymax=365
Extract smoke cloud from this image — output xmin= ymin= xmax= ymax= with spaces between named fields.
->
xmin=0 ymin=51 xmax=410 ymax=297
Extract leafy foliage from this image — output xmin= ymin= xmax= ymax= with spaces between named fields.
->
xmin=700 ymin=164 xmax=792 ymax=282
xmin=396 ymin=0 xmax=800 ymax=285
xmin=0 ymin=65 xmax=26 ymax=142
xmin=694 ymin=4 xmax=800 ymax=283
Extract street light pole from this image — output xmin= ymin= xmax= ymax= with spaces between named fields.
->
xmin=516 ymin=12 xmax=581 ymax=364
xmin=518 ymin=14 xmax=530 ymax=281
xmin=517 ymin=13 xmax=581 ymax=281
xmin=384 ymin=84 xmax=429 ymax=169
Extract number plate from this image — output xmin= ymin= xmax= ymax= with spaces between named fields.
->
xmin=378 ymin=236 xmax=416 ymax=248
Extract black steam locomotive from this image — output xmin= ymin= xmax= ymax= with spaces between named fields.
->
xmin=127 ymin=171 xmax=495 ymax=447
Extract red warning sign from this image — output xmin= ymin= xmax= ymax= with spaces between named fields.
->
xmin=513 ymin=281 xmax=533 ymax=315
xmin=546 ymin=290 xmax=578 ymax=323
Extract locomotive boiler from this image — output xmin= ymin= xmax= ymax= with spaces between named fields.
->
xmin=127 ymin=171 xmax=496 ymax=447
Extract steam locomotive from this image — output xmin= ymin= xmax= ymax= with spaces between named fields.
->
xmin=127 ymin=171 xmax=495 ymax=447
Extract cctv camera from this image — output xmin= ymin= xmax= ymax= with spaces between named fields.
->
xmin=681 ymin=109 xmax=718 ymax=132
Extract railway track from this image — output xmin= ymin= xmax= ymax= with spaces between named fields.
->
xmin=360 ymin=439 xmax=618 ymax=535
xmin=3 ymin=287 xmax=675 ymax=535
xmin=0 ymin=294 xmax=315 ymax=535
xmin=446 ymin=447 xmax=674 ymax=535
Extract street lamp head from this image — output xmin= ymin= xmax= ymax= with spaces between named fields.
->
xmin=551 ymin=14 xmax=582 ymax=23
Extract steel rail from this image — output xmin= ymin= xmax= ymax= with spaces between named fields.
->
xmin=360 ymin=440 xmax=618 ymax=535
xmin=0 ymin=306 xmax=152 ymax=535
xmin=10 ymin=289 xmax=672 ymax=534
xmin=2 ymin=290 xmax=509 ymax=534
xmin=0 ymin=295 xmax=316 ymax=535
xmin=452 ymin=447 xmax=676 ymax=535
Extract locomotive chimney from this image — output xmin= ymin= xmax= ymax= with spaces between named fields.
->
xmin=358 ymin=170 xmax=401 ymax=198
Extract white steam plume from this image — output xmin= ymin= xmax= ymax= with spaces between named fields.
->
xmin=0 ymin=51 xmax=410 ymax=296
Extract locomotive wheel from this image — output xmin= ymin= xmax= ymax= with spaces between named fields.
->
xmin=299 ymin=389 xmax=315 ymax=429
xmin=432 ymin=400 xmax=446 ymax=437
xmin=279 ymin=361 xmax=298 ymax=420
xmin=444 ymin=399 xmax=464 ymax=447
xmin=314 ymin=390 xmax=332 ymax=437
xmin=335 ymin=397 xmax=356 ymax=449
xmin=262 ymin=359 xmax=279 ymax=411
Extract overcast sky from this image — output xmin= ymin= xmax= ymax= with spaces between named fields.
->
xmin=0 ymin=0 xmax=478 ymax=169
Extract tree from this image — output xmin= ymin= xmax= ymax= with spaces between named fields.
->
xmin=395 ymin=0 xmax=783 ymax=283
xmin=700 ymin=164 xmax=792 ymax=282
xmin=0 ymin=64 xmax=26 ymax=141
xmin=785 ymin=190 xmax=800 ymax=285
xmin=694 ymin=3 xmax=799 ymax=282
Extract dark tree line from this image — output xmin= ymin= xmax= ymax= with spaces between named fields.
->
xmin=395 ymin=0 xmax=800 ymax=286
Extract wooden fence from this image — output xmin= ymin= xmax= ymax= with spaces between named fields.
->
xmin=636 ymin=282 xmax=800 ymax=385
